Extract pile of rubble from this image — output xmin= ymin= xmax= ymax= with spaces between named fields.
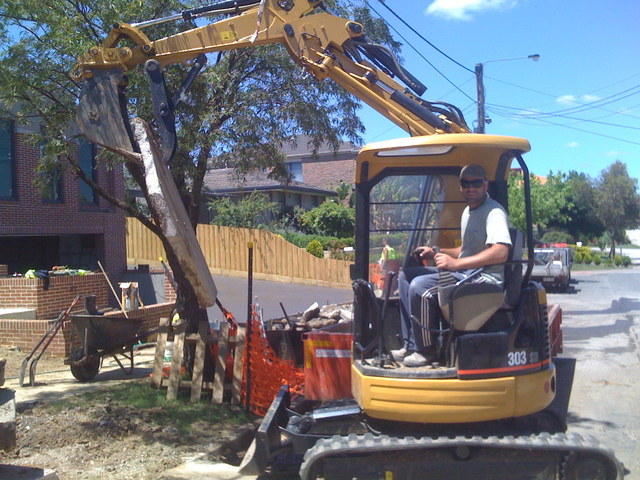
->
xmin=272 ymin=302 xmax=353 ymax=330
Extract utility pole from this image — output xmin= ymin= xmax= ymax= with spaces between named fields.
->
xmin=475 ymin=54 xmax=540 ymax=134
xmin=475 ymin=63 xmax=485 ymax=134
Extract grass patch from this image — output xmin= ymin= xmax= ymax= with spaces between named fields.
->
xmin=44 ymin=378 xmax=254 ymax=435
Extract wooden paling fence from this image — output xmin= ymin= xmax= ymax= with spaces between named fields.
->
xmin=126 ymin=218 xmax=351 ymax=287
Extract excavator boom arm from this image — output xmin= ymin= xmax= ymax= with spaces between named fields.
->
xmin=72 ymin=0 xmax=468 ymax=157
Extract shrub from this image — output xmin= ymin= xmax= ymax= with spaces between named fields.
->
xmin=582 ymin=252 xmax=593 ymax=264
xmin=540 ymin=231 xmax=574 ymax=244
xmin=593 ymin=254 xmax=601 ymax=265
xmin=299 ymin=201 xmax=355 ymax=238
xmin=614 ymin=255 xmax=622 ymax=267
xmin=306 ymin=240 xmax=324 ymax=258
xmin=622 ymin=255 xmax=632 ymax=267
xmin=603 ymin=256 xmax=613 ymax=267
xmin=278 ymin=231 xmax=354 ymax=250
xmin=574 ymin=251 xmax=583 ymax=263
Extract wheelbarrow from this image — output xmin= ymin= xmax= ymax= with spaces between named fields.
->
xmin=65 ymin=314 xmax=157 ymax=382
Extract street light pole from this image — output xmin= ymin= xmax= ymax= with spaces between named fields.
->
xmin=475 ymin=54 xmax=540 ymax=134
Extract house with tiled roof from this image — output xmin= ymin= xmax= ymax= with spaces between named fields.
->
xmin=200 ymin=167 xmax=337 ymax=223
xmin=200 ymin=135 xmax=361 ymax=223
xmin=281 ymin=135 xmax=360 ymax=190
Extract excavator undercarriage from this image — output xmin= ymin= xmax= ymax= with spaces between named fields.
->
xmin=240 ymin=386 xmax=623 ymax=480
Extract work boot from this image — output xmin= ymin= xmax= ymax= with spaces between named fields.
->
xmin=403 ymin=351 xmax=429 ymax=367
xmin=389 ymin=347 xmax=408 ymax=361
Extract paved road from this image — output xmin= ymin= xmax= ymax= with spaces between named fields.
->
xmin=547 ymin=268 xmax=640 ymax=479
xmin=211 ymin=274 xmax=352 ymax=323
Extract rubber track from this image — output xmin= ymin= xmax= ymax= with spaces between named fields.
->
xmin=300 ymin=431 xmax=623 ymax=480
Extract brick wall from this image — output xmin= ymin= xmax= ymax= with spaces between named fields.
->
xmin=302 ymin=156 xmax=356 ymax=190
xmin=0 ymin=129 xmax=126 ymax=282
xmin=0 ymin=273 xmax=109 ymax=319
xmin=0 ymin=302 xmax=174 ymax=359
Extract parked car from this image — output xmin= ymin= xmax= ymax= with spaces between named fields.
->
xmin=530 ymin=247 xmax=573 ymax=291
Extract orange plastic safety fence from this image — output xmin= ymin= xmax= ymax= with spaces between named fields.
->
xmin=242 ymin=308 xmax=304 ymax=416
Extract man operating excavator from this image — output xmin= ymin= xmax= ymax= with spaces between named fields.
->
xmin=392 ymin=164 xmax=512 ymax=367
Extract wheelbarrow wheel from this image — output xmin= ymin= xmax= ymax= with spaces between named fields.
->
xmin=69 ymin=347 xmax=100 ymax=382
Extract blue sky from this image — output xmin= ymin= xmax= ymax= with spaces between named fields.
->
xmin=357 ymin=0 xmax=639 ymax=181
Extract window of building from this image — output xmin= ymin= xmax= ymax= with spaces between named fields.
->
xmin=78 ymin=139 xmax=97 ymax=205
xmin=0 ymin=120 xmax=15 ymax=199
xmin=40 ymin=145 xmax=64 ymax=203
xmin=287 ymin=161 xmax=303 ymax=182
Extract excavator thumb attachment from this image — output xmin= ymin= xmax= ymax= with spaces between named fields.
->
xmin=76 ymin=68 xmax=136 ymax=155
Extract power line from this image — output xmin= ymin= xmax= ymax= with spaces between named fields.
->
xmin=370 ymin=0 xmax=474 ymax=74
xmin=365 ymin=1 xmax=476 ymax=103
xmin=487 ymin=108 xmax=640 ymax=146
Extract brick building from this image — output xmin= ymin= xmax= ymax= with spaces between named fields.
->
xmin=0 ymin=117 xmax=126 ymax=281
xmin=281 ymin=135 xmax=360 ymax=190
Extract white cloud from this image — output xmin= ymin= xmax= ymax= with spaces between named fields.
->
xmin=556 ymin=95 xmax=577 ymax=105
xmin=425 ymin=0 xmax=517 ymax=21
xmin=556 ymin=94 xmax=601 ymax=105
xmin=566 ymin=141 xmax=580 ymax=148
xmin=604 ymin=150 xmax=626 ymax=157
xmin=582 ymin=94 xmax=601 ymax=103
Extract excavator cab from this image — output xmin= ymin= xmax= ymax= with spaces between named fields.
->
xmin=349 ymin=133 xmax=560 ymax=425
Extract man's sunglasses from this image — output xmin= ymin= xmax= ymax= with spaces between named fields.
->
xmin=460 ymin=178 xmax=486 ymax=188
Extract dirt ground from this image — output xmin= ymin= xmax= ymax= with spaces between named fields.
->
xmin=0 ymin=345 xmax=256 ymax=480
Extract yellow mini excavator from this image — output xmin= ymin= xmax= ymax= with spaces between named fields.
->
xmin=72 ymin=1 xmax=624 ymax=478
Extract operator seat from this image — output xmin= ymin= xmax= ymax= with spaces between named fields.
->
xmin=438 ymin=228 xmax=523 ymax=332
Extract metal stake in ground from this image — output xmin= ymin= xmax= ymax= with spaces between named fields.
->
xmin=245 ymin=241 xmax=254 ymax=411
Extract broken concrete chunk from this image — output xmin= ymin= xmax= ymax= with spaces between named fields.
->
xmin=319 ymin=304 xmax=342 ymax=319
xmin=339 ymin=308 xmax=353 ymax=321
xmin=301 ymin=302 xmax=320 ymax=322
xmin=307 ymin=317 xmax=338 ymax=329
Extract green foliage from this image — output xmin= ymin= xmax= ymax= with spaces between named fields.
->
xmin=299 ymin=201 xmax=355 ymax=238
xmin=593 ymin=161 xmax=640 ymax=255
xmin=603 ymin=256 xmax=613 ymax=267
xmin=582 ymin=252 xmax=593 ymax=264
xmin=574 ymin=251 xmax=583 ymax=263
xmin=306 ymin=240 xmax=325 ymax=258
xmin=508 ymin=171 xmax=572 ymax=234
xmin=208 ymin=192 xmax=280 ymax=229
xmin=279 ymin=231 xmax=354 ymax=251
xmin=593 ymin=254 xmax=601 ymax=265
xmin=540 ymin=230 xmax=574 ymax=244
xmin=621 ymin=255 xmax=632 ymax=267
xmin=557 ymin=171 xmax=605 ymax=241
xmin=614 ymin=255 xmax=622 ymax=267
xmin=334 ymin=180 xmax=354 ymax=207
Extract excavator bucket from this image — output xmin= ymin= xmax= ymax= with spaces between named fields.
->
xmin=76 ymin=68 xmax=136 ymax=154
